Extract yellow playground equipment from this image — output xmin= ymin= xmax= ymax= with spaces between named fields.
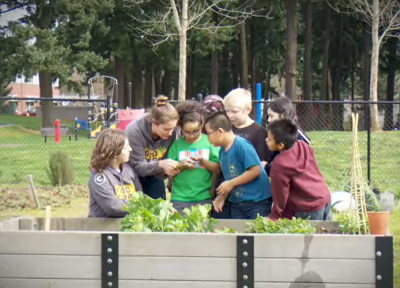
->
xmin=86 ymin=75 xmax=119 ymax=139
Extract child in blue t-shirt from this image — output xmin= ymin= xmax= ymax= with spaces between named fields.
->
xmin=200 ymin=111 xmax=272 ymax=219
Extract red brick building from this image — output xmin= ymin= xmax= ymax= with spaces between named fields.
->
xmin=7 ymin=82 xmax=60 ymax=114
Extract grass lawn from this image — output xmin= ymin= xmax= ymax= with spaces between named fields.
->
xmin=0 ymin=115 xmax=95 ymax=185
xmin=2 ymin=114 xmax=399 ymax=196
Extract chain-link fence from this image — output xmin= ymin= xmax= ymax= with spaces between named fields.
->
xmin=1 ymin=97 xmax=399 ymax=198
xmin=0 ymin=97 xmax=110 ymax=186
xmin=257 ymin=100 xmax=400 ymax=197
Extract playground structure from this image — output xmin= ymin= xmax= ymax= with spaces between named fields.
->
xmin=85 ymin=75 xmax=119 ymax=139
xmin=73 ymin=75 xmax=146 ymax=139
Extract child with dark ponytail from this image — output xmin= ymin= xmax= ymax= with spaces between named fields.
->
xmin=167 ymin=100 xmax=220 ymax=215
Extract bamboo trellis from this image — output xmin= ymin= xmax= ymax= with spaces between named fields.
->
xmin=349 ymin=113 xmax=370 ymax=234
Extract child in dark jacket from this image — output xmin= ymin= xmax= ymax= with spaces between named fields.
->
xmin=266 ymin=118 xmax=331 ymax=221
xmin=264 ymin=96 xmax=311 ymax=219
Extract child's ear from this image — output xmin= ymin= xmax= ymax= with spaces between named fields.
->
xmin=277 ymin=143 xmax=285 ymax=150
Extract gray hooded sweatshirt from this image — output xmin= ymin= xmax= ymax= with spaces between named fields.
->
xmin=88 ymin=164 xmax=142 ymax=218
xmin=124 ymin=114 xmax=177 ymax=178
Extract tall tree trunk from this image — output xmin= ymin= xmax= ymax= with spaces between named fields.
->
xmin=231 ymin=41 xmax=239 ymax=89
xmin=320 ymin=6 xmax=331 ymax=101
xmin=177 ymin=0 xmax=188 ymax=100
xmin=302 ymin=0 xmax=313 ymax=130
xmin=319 ymin=5 xmax=331 ymax=130
xmin=143 ymin=66 xmax=153 ymax=108
xmin=210 ymin=52 xmax=219 ymax=94
xmin=161 ymin=66 xmax=172 ymax=97
xmin=361 ymin=24 xmax=371 ymax=130
xmin=239 ymin=22 xmax=248 ymax=89
xmin=284 ymin=0 xmax=298 ymax=100
xmin=187 ymin=52 xmax=195 ymax=99
xmin=210 ymin=11 xmax=219 ymax=95
xmin=384 ymin=37 xmax=397 ymax=130
xmin=131 ymin=55 xmax=143 ymax=108
xmin=220 ymin=46 xmax=231 ymax=96
xmin=369 ymin=0 xmax=381 ymax=131
xmin=114 ymin=57 xmax=125 ymax=108
xmin=332 ymin=13 xmax=344 ymax=131
xmin=39 ymin=71 xmax=53 ymax=128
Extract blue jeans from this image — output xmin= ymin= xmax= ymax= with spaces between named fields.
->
xmin=294 ymin=199 xmax=332 ymax=221
xmin=212 ymin=201 xmax=231 ymax=219
xmin=230 ymin=197 xmax=272 ymax=220
xmin=139 ymin=176 xmax=166 ymax=200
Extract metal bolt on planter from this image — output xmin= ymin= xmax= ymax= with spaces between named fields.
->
xmin=237 ymin=236 xmax=254 ymax=288
xmin=102 ymin=233 xmax=119 ymax=288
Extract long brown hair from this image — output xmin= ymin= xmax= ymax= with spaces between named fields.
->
xmin=89 ymin=129 xmax=127 ymax=173
xmin=268 ymin=96 xmax=298 ymax=124
xmin=149 ymin=95 xmax=179 ymax=124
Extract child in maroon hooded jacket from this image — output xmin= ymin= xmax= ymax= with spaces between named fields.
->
xmin=265 ymin=118 xmax=331 ymax=221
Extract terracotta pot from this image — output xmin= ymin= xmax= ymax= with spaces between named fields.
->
xmin=367 ymin=211 xmax=390 ymax=235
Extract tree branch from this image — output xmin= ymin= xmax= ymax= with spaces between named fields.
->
xmin=332 ymin=0 xmax=400 ymax=44
xmin=170 ymin=0 xmax=182 ymax=33
xmin=126 ymin=0 xmax=270 ymax=48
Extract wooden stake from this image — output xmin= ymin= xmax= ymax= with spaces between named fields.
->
xmin=45 ymin=205 xmax=52 ymax=231
xmin=27 ymin=175 xmax=41 ymax=209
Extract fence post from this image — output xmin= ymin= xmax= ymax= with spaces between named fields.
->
xmin=54 ymin=119 xmax=61 ymax=143
xmin=128 ymin=82 xmax=132 ymax=109
xmin=106 ymin=96 xmax=111 ymax=129
xmin=115 ymin=82 xmax=119 ymax=107
xmin=367 ymin=102 xmax=371 ymax=185
xmin=256 ymin=83 xmax=262 ymax=124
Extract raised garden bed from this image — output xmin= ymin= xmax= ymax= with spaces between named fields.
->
xmin=0 ymin=216 xmax=393 ymax=288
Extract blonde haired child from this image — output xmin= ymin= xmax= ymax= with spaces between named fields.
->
xmin=223 ymin=88 xmax=271 ymax=165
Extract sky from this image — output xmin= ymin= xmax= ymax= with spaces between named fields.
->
xmin=0 ymin=5 xmax=26 ymax=27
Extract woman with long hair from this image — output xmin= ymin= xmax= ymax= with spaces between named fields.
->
xmin=125 ymin=96 xmax=180 ymax=200
xmin=88 ymin=128 xmax=142 ymax=218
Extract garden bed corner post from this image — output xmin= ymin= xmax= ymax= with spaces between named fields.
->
xmin=101 ymin=233 xmax=119 ymax=288
xmin=375 ymin=236 xmax=393 ymax=288
xmin=237 ymin=235 xmax=254 ymax=288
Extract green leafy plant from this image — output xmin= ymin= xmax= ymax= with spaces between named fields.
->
xmin=214 ymin=227 xmax=237 ymax=233
xmin=245 ymin=215 xmax=316 ymax=234
xmin=120 ymin=192 xmax=219 ymax=233
xmin=336 ymin=212 xmax=368 ymax=235
xmin=45 ymin=151 xmax=74 ymax=186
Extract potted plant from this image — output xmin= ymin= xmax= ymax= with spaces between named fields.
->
xmin=366 ymin=188 xmax=391 ymax=235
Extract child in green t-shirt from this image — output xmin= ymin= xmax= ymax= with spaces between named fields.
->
xmin=167 ymin=100 xmax=220 ymax=215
